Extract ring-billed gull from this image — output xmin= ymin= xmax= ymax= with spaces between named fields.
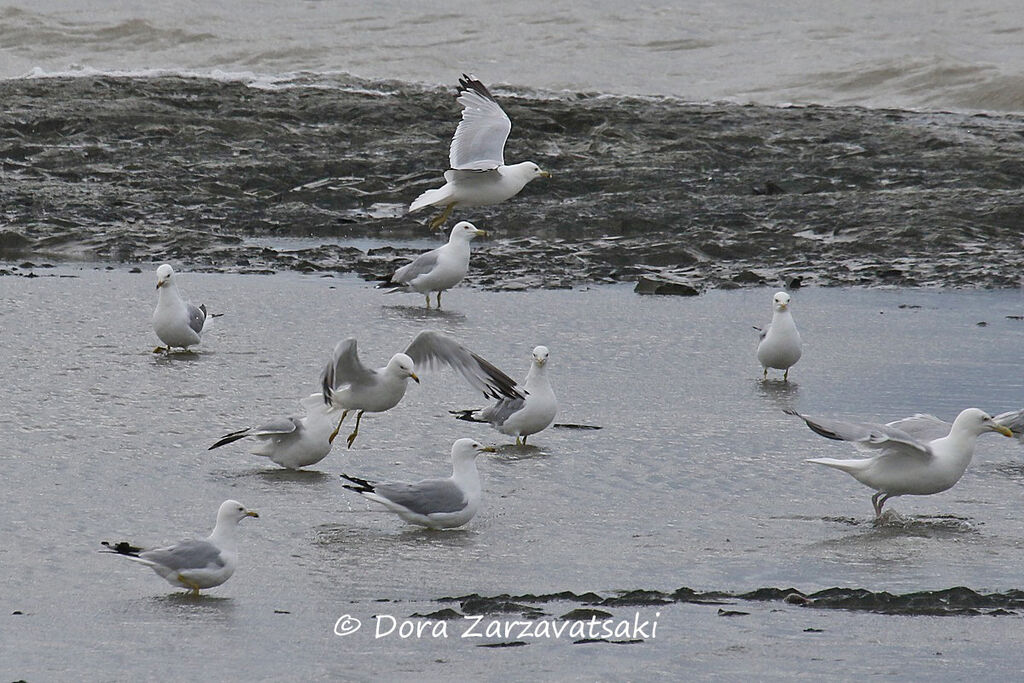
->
xmin=321 ymin=331 xmax=524 ymax=448
xmin=101 ymin=500 xmax=258 ymax=595
xmin=409 ymin=74 xmax=551 ymax=230
xmin=755 ymin=291 xmax=802 ymax=380
xmin=208 ymin=393 xmax=341 ymax=470
xmin=152 ymin=264 xmax=210 ymax=352
xmin=384 ymin=221 xmax=486 ymax=308
xmin=788 ymin=408 xmax=1013 ymax=516
xmin=456 ymin=345 xmax=557 ymax=445
xmin=340 ymin=438 xmax=495 ymax=529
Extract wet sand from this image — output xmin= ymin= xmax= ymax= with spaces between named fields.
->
xmin=1 ymin=75 xmax=1023 ymax=291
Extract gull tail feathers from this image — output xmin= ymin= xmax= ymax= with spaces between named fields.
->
xmin=806 ymin=457 xmax=869 ymax=474
xmin=409 ymin=187 xmax=451 ymax=213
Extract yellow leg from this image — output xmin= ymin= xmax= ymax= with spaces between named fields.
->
xmin=178 ymin=574 xmax=201 ymax=595
xmin=436 ymin=291 xmax=443 ymax=309
xmin=515 ymin=436 xmax=523 ymax=446
xmin=428 ymin=203 xmax=455 ymax=230
xmin=346 ymin=410 xmax=365 ymax=449
xmin=328 ymin=410 xmax=350 ymax=443
xmin=783 ymin=368 xmax=790 ymax=381
xmin=424 ymin=293 xmax=431 ymax=309
xmin=762 ymin=367 xmax=768 ymax=379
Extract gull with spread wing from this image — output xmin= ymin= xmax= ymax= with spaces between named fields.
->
xmin=788 ymin=408 xmax=1013 ymax=516
xmin=321 ymin=331 xmax=524 ymax=448
xmin=409 ymin=74 xmax=550 ymax=229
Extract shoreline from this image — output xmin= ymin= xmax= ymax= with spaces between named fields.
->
xmin=1 ymin=74 xmax=1022 ymax=292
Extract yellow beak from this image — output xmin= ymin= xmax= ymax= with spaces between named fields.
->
xmin=246 ymin=510 xmax=260 ymax=518
xmin=480 ymin=446 xmax=497 ymax=453
xmin=475 ymin=230 xmax=487 ymax=237
xmin=995 ymin=424 xmax=1014 ymax=437
xmin=410 ymin=373 xmax=421 ymax=384
xmin=539 ymin=170 xmax=552 ymax=178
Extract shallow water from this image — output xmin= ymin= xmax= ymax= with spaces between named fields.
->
xmin=2 ymin=267 xmax=1024 ymax=678
xmin=3 ymin=0 xmax=1024 ymax=112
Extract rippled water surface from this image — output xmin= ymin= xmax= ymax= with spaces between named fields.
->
xmin=3 ymin=268 xmax=1024 ymax=678
xmin=2 ymin=0 xmax=1024 ymax=111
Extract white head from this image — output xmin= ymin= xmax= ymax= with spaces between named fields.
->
xmin=772 ymin=291 xmax=791 ymax=312
xmin=387 ymin=353 xmax=420 ymax=383
xmin=951 ymin=408 xmax=1014 ymax=437
xmin=532 ymin=345 xmax=550 ymax=367
xmin=217 ymin=499 xmax=259 ymax=525
xmin=156 ymin=264 xmax=175 ymax=290
xmin=512 ymin=161 xmax=551 ymax=183
xmin=450 ymin=221 xmax=487 ymax=242
xmin=450 ymin=438 xmax=496 ymax=464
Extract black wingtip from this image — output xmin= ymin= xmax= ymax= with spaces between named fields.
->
xmin=340 ymin=473 xmax=374 ymax=493
xmin=208 ymin=428 xmax=251 ymax=450
xmin=450 ymin=408 xmax=487 ymax=423
xmin=457 ymin=74 xmax=495 ymax=103
xmin=101 ymin=540 xmax=143 ymax=556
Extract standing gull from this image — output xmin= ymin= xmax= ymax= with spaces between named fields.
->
xmin=788 ymin=408 xmax=1013 ymax=516
xmin=384 ymin=221 xmax=486 ymax=308
xmin=321 ymin=331 xmax=524 ymax=448
xmin=101 ymin=500 xmax=259 ymax=595
xmin=756 ymin=291 xmax=802 ymax=380
xmin=208 ymin=393 xmax=341 ymax=470
xmin=457 ymin=345 xmax=557 ymax=445
xmin=152 ymin=264 xmax=209 ymax=352
xmin=409 ymin=74 xmax=550 ymax=229
xmin=340 ymin=438 xmax=495 ymax=529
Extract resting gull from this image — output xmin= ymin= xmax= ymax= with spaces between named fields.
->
xmin=755 ymin=291 xmax=802 ymax=381
xmin=208 ymin=393 xmax=341 ymax=470
xmin=101 ymin=500 xmax=258 ymax=595
xmin=321 ymin=331 xmax=524 ymax=448
xmin=458 ymin=345 xmax=557 ymax=445
xmin=384 ymin=221 xmax=486 ymax=308
xmin=788 ymin=408 xmax=1013 ymax=516
xmin=340 ymin=438 xmax=495 ymax=529
xmin=409 ymin=74 xmax=550 ymax=229
xmin=152 ymin=264 xmax=210 ymax=352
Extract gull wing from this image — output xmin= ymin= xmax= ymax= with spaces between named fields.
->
xmin=449 ymin=74 xmax=511 ymax=171
xmin=786 ymin=409 xmax=934 ymax=459
xmin=392 ymin=248 xmax=442 ymax=285
xmin=140 ymin=539 xmax=225 ymax=571
xmin=404 ymin=330 xmax=524 ymax=401
xmin=187 ymin=303 xmax=208 ymax=334
xmin=321 ymin=338 xmax=376 ymax=403
xmin=374 ymin=478 xmax=468 ymax=515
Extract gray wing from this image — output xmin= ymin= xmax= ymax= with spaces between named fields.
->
xmin=321 ymin=338 xmax=376 ymax=403
xmin=376 ymin=478 xmax=468 ymax=515
xmin=449 ymin=74 xmax=511 ymax=171
xmin=140 ymin=539 xmax=225 ymax=571
xmin=187 ymin=303 xmax=207 ymax=334
xmin=885 ymin=414 xmax=951 ymax=443
xmin=393 ymin=249 xmax=441 ymax=285
xmin=753 ymin=324 xmax=767 ymax=341
xmin=478 ymin=397 xmax=526 ymax=427
xmin=786 ymin=409 xmax=934 ymax=459
xmin=252 ymin=416 xmax=301 ymax=438
xmin=994 ymin=409 xmax=1024 ymax=441
xmin=404 ymin=330 xmax=524 ymax=401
